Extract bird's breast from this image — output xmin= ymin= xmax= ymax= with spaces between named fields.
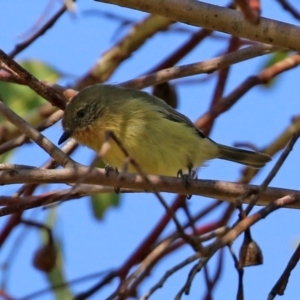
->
xmin=73 ymin=108 xmax=218 ymax=176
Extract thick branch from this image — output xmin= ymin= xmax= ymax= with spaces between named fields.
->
xmin=97 ymin=0 xmax=300 ymax=51
xmin=0 ymin=49 xmax=66 ymax=110
xmin=0 ymin=167 xmax=300 ymax=208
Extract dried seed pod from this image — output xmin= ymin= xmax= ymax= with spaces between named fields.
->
xmin=33 ymin=242 xmax=57 ymax=272
xmin=239 ymin=229 xmax=263 ymax=267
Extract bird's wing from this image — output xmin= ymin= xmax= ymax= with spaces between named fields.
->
xmin=135 ymin=88 xmax=206 ymax=138
xmin=156 ymin=103 xmax=206 ymax=138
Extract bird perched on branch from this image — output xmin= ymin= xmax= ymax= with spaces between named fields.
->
xmin=59 ymin=84 xmax=271 ymax=176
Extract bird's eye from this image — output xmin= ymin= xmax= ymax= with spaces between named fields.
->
xmin=76 ymin=109 xmax=86 ymax=118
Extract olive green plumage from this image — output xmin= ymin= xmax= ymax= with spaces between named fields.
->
xmin=59 ymin=84 xmax=271 ymax=176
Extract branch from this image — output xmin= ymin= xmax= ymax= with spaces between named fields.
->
xmin=0 ymin=49 xmax=66 ymax=110
xmin=0 ymin=99 xmax=75 ymax=167
xmin=236 ymin=0 xmax=260 ymax=24
xmin=174 ymin=194 xmax=296 ymax=298
xmin=277 ymin=0 xmax=300 ymax=21
xmin=96 ymin=0 xmax=300 ymax=51
xmin=246 ymin=132 xmax=300 ymax=213
xmin=268 ymin=242 xmax=300 ymax=299
xmin=208 ymin=195 xmax=296 ymax=253
xmin=1 ymin=167 xmax=300 ymax=210
xmin=121 ymin=44 xmax=278 ymax=89
xmin=9 ymin=4 xmax=69 ymax=58
xmin=196 ymin=54 xmax=300 ymax=135
xmin=0 ymin=109 xmax=63 ymax=154
xmin=76 ymin=14 xmax=174 ymax=88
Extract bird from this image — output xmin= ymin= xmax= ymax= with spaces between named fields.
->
xmin=58 ymin=84 xmax=271 ymax=176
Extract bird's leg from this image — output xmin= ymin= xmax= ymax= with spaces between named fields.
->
xmin=104 ymin=164 xmax=120 ymax=194
xmin=177 ymin=169 xmax=184 ymax=178
xmin=104 ymin=164 xmax=119 ymax=176
xmin=111 ymin=157 xmax=133 ymax=193
xmin=120 ymin=157 xmax=130 ymax=174
xmin=177 ymin=165 xmax=196 ymax=199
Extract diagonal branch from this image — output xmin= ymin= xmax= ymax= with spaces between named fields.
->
xmin=0 ymin=99 xmax=75 ymax=167
xmin=9 ymin=4 xmax=69 ymax=58
xmin=121 ymin=43 xmax=278 ymax=89
xmin=0 ymin=49 xmax=66 ymax=109
xmin=96 ymin=0 xmax=300 ymax=51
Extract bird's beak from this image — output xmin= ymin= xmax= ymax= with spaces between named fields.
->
xmin=58 ymin=130 xmax=72 ymax=145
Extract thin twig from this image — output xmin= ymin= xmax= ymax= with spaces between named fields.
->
xmin=228 ymin=245 xmax=244 ymax=300
xmin=241 ymin=115 xmax=300 ymax=183
xmin=268 ymin=242 xmax=300 ymax=299
xmin=147 ymin=28 xmax=213 ymax=73
xmin=204 ymin=36 xmax=240 ymax=134
xmin=119 ymin=236 xmax=177 ymax=297
xmin=141 ymin=253 xmax=201 ymax=300
xmin=175 ymin=256 xmax=212 ymax=299
xmin=76 ymin=14 xmax=173 ymax=88
xmin=121 ymin=44 xmax=278 ymax=89
xmin=0 ymin=110 xmax=64 ymax=155
xmin=173 ymin=195 xmax=296 ymax=299
xmin=208 ymin=195 xmax=296 ymax=254
xmin=107 ymin=131 xmax=204 ymax=253
xmin=277 ymin=0 xmax=300 ymax=21
xmin=0 ymin=98 xmax=75 ymax=168
xmin=21 ymin=270 xmax=115 ymax=300
xmin=121 ymin=204 xmax=226 ymax=297
xmin=245 ymin=132 xmax=300 ymax=214
xmin=196 ymin=54 xmax=300 ymax=133
xmin=9 ymin=5 xmax=69 ymax=58
xmin=21 ymin=219 xmax=53 ymax=243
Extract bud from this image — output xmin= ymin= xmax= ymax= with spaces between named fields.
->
xmin=152 ymin=82 xmax=178 ymax=109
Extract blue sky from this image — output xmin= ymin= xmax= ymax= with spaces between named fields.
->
xmin=1 ymin=1 xmax=300 ymax=299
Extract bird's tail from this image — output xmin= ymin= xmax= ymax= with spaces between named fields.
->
xmin=217 ymin=144 xmax=271 ymax=168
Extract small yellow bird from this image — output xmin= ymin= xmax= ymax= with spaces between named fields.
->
xmin=59 ymin=84 xmax=271 ymax=176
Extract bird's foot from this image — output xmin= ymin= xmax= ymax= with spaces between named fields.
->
xmin=104 ymin=164 xmax=120 ymax=194
xmin=177 ymin=168 xmax=197 ymax=199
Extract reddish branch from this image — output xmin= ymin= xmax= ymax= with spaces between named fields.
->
xmin=236 ymin=0 xmax=260 ymax=24
xmin=196 ymin=53 xmax=300 ymax=132
xmin=1 ymin=2 xmax=299 ymax=299
xmin=277 ymin=0 xmax=300 ymax=21
xmin=0 ymin=50 xmax=66 ymax=110
xmin=204 ymin=36 xmax=240 ymax=135
xmin=148 ymin=29 xmax=213 ymax=73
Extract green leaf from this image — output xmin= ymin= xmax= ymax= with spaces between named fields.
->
xmin=39 ymin=208 xmax=73 ymax=300
xmin=91 ymin=193 xmax=120 ymax=220
xmin=260 ymin=51 xmax=288 ymax=88
xmin=0 ymin=150 xmax=13 ymax=164
xmin=0 ymin=59 xmax=60 ymax=144
xmin=0 ymin=60 xmax=61 ymax=121
xmin=21 ymin=60 xmax=62 ymax=83
xmin=46 ymin=242 xmax=73 ymax=300
xmin=263 ymin=51 xmax=288 ymax=69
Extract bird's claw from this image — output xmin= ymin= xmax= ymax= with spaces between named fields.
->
xmin=104 ymin=165 xmax=120 ymax=194
xmin=177 ymin=168 xmax=196 ymax=199
xmin=105 ymin=164 xmax=119 ymax=176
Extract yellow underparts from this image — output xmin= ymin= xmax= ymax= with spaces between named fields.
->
xmin=73 ymin=100 xmax=219 ymax=176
